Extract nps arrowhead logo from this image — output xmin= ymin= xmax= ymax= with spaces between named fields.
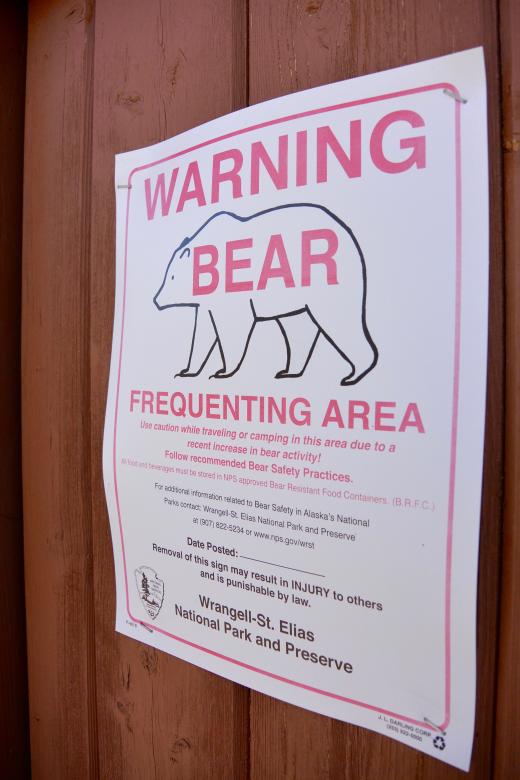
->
xmin=135 ymin=566 xmax=164 ymax=620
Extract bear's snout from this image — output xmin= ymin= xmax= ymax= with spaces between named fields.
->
xmin=153 ymin=286 xmax=166 ymax=310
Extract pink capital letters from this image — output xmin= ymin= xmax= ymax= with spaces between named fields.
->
xmin=370 ymin=110 xmax=426 ymax=174
xmin=211 ymin=149 xmax=243 ymax=203
xmin=193 ymin=245 xmax=219 ymax=295
xmin=257 ymin=234 xmax=295 ymax=290
xmin=301 ymin=229 xmax=338 ymax=287
xmin=225 ymin=239 xmax=254 ymax=293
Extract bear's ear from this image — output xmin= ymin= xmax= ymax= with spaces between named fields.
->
xmin=179 ymin=236 xmax=190 ymax=249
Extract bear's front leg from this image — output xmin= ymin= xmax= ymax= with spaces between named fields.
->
xmin=176 ymin=307 xmax=218 ymax=378
xmin=209 ymin=305 xmax=255 ymax=378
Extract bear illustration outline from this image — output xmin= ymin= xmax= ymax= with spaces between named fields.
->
xmin=153 ymin=203 xmax=378 ymax=386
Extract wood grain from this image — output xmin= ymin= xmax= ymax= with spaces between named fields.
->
xmin=0 ymin=3 xmax=25 ymax=524
xmin=494 ymin=0 xmax=520 ymax=775
xmin=248 ymin=2 xmax=503 ymax=778
xmin=88 ymin=1 xmax=249 ymax=777
xmin=22 ymin=1 xmax=98 ymax=777
xmin=0 ymin=6 xmax=30 ymax=775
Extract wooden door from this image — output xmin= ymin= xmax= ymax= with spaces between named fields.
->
xmin=20 ymin=1 xmax=518 ymax=777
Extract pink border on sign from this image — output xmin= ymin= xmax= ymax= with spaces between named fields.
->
xmin=113 ymin=82 xmax=462 ymax=734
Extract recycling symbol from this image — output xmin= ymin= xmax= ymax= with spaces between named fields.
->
xmin=433 ymin=736 xmax=446 ymax=750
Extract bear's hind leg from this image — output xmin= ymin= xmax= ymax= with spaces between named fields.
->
xmin=308 ymin=303 xmax=377 ymax=386
xmin=275 ymin=311 xmax=320 ymax=378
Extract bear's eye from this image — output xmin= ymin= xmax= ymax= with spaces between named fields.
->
xmin=180 ymin=247 xmax=190 ymax=259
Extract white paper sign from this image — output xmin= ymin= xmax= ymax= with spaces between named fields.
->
xmin=103 ymin=48 xmax=488 ymax=770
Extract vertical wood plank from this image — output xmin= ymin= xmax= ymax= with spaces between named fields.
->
xmin=248 ymin=2 xmax=503 ymax=777
xmin=0 ymin=4 xmax=30 ymax=777
xmin=89 ymin=1 xmax=249 ymax=777
xmin=494 ymin=0 xmax=520 ymax=775
xmin=22 ymin=1 xmax=99 ymax=777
